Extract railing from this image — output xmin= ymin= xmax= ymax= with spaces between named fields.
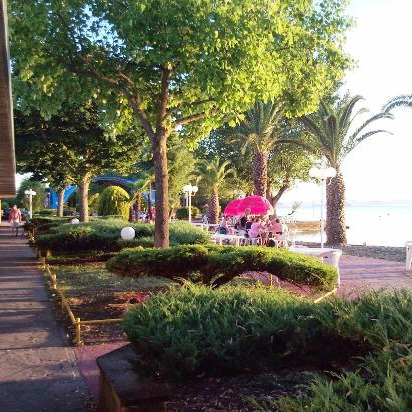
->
xmin=40 ymin=257 xmax=123 ymax=346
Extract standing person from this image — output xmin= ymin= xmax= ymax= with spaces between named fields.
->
xmin=239 ymin=208 xmax=251 ymax=229
xmin=9 ymin=205 xmax=22 ymax=237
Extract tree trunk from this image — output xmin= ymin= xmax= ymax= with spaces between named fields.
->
xmin=252 ymin=150 xmax=268 ymax=197
xmin=269 ymin=184 xmax=289 ymax=211
xmin=57 ymin=188 xmax=65 ymax=218
xmin=326 ymin=169 xmax=347 ymax=246
xmin=209 ymin=188 xmax=219 ymax=224
xmin=153 ymin=136 xmax=169 ymax=248
xmin=78 ymin=174 xmax=91 ymax=223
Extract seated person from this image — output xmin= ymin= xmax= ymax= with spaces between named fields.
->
xmin=271 ymin=218 xmax=284 ymax=234
xmin=249 ymin=218 xmax=263 ymax=239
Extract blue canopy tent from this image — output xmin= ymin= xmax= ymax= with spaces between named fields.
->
xmin=47 ymin=176 xmax=155 ymax=208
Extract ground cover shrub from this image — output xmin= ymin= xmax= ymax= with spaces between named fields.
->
xmin=176 ymin=207 xmax=200 ymax=220
xmin=97 ymin=186 xmax=130 ymax=220
xmin=34 ymin=209 xmax=57 ymax=216
xmin=35 ymin=219 xmax=209 ymax=255
xmin=25 ymin=216 xmax=70 ymax=234
xmin=107 ymin=245 xmax=338 ymax=289
xmin=123 ymin=283 xmax=320 ymax=379
xmin=249 ymin=289 xmax=412 ymax=411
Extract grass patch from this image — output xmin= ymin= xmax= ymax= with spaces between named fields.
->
xmin=52 ymin=262 xmax=173 ymax=292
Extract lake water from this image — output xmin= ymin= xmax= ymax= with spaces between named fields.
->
xmin=276 ymin=202 xmax=412 ymax=247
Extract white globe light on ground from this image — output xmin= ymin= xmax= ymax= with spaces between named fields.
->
xmin=121 ymin=227 xmax=135 ymax=240
xmin=71 ymin=218 xmax=80 ymax=224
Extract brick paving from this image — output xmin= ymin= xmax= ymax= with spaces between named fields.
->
xmin=338 ymin=254 xmax=412 ymax=296
xmin=0 ymin=223 xmax=90 ymax=411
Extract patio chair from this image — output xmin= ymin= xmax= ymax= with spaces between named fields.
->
xmin=406 ymin=241 xmax=412 ymax=270
xmin=319 ymin=249 xmax=342 ymax=287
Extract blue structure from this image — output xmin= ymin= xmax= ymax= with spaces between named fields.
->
xmin=48 ymin=186 xmax=77 ymax=209
xmin=48 ymin=176 xmax=155 ymax=208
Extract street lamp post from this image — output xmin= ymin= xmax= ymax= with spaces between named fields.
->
xmin=24 ymin=189 xmax=37 ymax=219
xmin=308 ymin=167 xmax=336 ymax=248
xmin=182 ymin=183 xmax=198 ymax=223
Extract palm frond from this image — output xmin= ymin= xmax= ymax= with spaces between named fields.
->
xmin=383 ymin=95 xmax=412 ymax=113
xmin=347 ymin=112 xmax=393 ymax=148
xmin=338 ymin=95 xmax=364 ymax=130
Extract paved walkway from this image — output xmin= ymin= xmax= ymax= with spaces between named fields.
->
xmin=339 ymin=254 xmax=412 ymax=295
xmin=0 ymin=223 xmax=90 ymax=411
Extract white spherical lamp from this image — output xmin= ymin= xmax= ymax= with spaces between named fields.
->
xmin=121 ymin=227 xmax=135 ymax=240
xmin=71 ymin=218 xmax=80 ymax=224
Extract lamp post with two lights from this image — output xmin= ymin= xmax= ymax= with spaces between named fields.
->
xmin=182 ymin=183 xmax=199 ymax=223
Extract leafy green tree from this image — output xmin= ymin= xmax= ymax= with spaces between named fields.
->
xmin=167 ymin=136 xmax=195 ymax=217
xmin=97 ymin=186 xmax=130 ymax=220
xmin=267 ymin=142 xmax=314 ymax=209
xmin=300 ymin=95 xmax=392 ymax=246
xmin=14 ymin=103 xmax=141 ymax=222
xmin=14 ymin=109 xmax=74 ymax=216
xmin=16 ymin=178 xmax=47 ymax=212
xmin=196 ymin=157 xmax=236 ymax=224
xmin=10 ymin=0 xmax=352 ymax=247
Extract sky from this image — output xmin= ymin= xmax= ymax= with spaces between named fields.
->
xmin=281 ymin=0 xmax=412 ymax=205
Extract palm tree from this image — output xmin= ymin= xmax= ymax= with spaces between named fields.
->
xmin=196 ymin=157 xmax=236 ymax=224
xmin=301 ymin=95 xmax=393 ymax=246
xmin=131 ymin=171 xmax=154 ymax=221
xmin=223 ymin=101 xmax=284 ymax=197
xmin=384 ymin=94 xmax=412 ymax=112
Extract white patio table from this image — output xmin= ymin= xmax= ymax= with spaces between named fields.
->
xmin=192 ymin=223 xmax=220 ymax=231
xmin=211 ymin=233 xmax=245 ymax=246
xmin=288 ymin=246 xmax=343 ymax=286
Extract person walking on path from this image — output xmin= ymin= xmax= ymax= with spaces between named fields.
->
xmin=8 ymin=204 xmax=22 ymax=237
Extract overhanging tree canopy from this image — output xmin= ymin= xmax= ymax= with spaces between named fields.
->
xmin=10 ymin=0 xmax=352 ymax=247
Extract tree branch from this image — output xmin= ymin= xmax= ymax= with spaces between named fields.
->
xmin=174 ymin=112 xmax=208 ymax=128
xmin=166 ymin=98 xmax=215 ymax=119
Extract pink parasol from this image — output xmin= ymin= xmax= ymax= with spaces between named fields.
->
xmin=224 ymin=195 xmax=274 ymax=216
xmin=224 ymin=198 xmax=244 ymax=216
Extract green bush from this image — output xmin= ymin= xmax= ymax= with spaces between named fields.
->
xmin=35 ymin=219 xmax=209 ymax=254
xmin=34 ymin=209 xmax=56 ymax=216
xmin=124 ymin=284 xmax=318 ymax=379
xmin=97 ymin=186 xmax=130 ymax=220
xmin=176 ymin=206 xmax=200 ymax=220
xmin=252 ymin=290 xmax=412 ymax=411
xmin=124 ymin=285 xmax=412 ymax=408
xmin=107 ymin=244 xmax=337 ymax=289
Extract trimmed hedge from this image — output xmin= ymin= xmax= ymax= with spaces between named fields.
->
xmin=123 ymin=284 xmax=322 ymax=379
xmin=97 ymin=186 xmax=130 ymax=220
xmin=35 ymin=219 xmax=210 ymax=254
xmin=176 ymin=206 xmax=200 ymax=219
xmin=107 ymin=244 xmax=338 ymax=289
